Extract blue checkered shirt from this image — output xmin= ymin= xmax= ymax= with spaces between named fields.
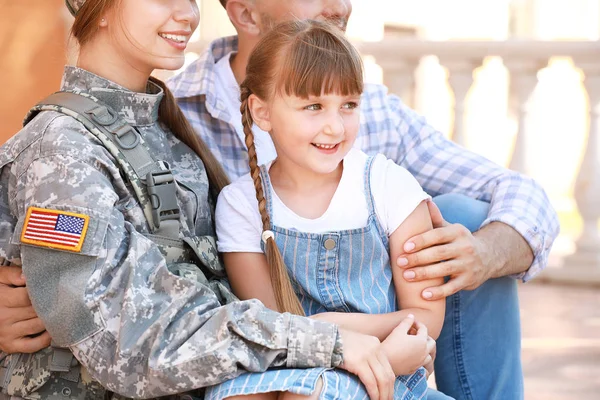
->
xmin=168 ymin=36 xmax=559 ymax=282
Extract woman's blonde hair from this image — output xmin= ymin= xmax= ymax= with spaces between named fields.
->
xmin=240 ymin=19 xmax=364 ymax=315
xmin=72 ymin=0 xmax=229 ymax=199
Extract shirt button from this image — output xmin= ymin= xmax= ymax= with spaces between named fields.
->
xmin=324 ymin=238 xmax=336 ymax=250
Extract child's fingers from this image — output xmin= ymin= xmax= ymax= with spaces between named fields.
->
xmin=391 ymin=313 xmax=415 ymax=335
xmin=426 ymin=336 xmax=436 ymax=355
xmin=414 ymin=321 xmax=429 ymax=339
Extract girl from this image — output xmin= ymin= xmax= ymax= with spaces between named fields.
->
xmin=0 ymin=1 xmax=414 ymax=399
xmin=207 ymin=19 xmax=448 ymax=400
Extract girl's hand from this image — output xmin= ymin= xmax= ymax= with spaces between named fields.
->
xmin=380 ymin=315 xmax=432 ymax=376
xmin=338 ymin=328 xmax=395 ymax=400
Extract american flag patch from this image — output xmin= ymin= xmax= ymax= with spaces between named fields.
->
xmin=21 ymin=207 xmax=90 ymax=252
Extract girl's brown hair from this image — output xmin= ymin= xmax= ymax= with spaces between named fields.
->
xmin=240 ymin=20 xmax=364 ymax=315
xmin=72 ymin=0 xmax=229 ymax=198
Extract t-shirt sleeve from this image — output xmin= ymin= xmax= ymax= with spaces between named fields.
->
xmin=372 ymin=155 xmax=431 ymax=236
xmin=215 ymin=177 xmax=264 ymax=253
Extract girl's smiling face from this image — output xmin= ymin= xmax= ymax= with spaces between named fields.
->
xmin=252 ymin=91 xmax=361 ymax=177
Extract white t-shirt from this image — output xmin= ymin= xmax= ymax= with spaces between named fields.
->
xmin=216 ymin=148 xmax=430 ymax=253
xmin=213 ymin=51 xmax=277 ymax=166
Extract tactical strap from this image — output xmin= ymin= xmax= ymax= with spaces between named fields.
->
xmin=25 ymin=91 xmax=180 ymax=238
xmin=49 ymin=345 xmax=75 ymax=373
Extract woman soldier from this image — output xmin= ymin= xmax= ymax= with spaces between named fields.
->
xmin=0 ymin=1 xmax=429 ymax=399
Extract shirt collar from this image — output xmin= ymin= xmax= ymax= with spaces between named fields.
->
xmin=168 ymin=36 xmax=238 ymax=103
xmin=61 ymin=66 xmax=163 ymax=126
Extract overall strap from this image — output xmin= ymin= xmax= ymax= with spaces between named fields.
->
xmin=25 ymin=91 xmax=179 ymax=241
xmin=363 ymin=155 xmax=388 ymax=239
xmin=258 ymin=164 xmax=275 ymax=221
xmin=363 ymin=156 xmax=378 ymax=217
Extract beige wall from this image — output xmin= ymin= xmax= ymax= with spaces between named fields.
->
xmin=0 ymin=0 xmax=67 ymax=144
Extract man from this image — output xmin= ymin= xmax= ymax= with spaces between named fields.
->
xmin=165 ymin=0 xmax=559 ymax=398
xmin=0 ymin=0 xmax=558 ymax=399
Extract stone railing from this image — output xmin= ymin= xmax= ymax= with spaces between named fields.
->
xmin=355 ymin=39 xmax=600 ymax=285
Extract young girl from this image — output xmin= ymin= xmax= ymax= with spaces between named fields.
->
xmin=0 ymin=1 xmax=411 ymax=399
xmin=207 ymin=20 xmax=448 ymax=400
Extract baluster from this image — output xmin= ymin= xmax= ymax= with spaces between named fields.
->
xmin=504 ymin=59 xmax=543 ymax=175
xmin=440 ymin=59 xmax=481 ymax=147
xmin=563 ymin=62 xmax=600 ymax=280
xmin=379 ymin=58 xmax=419 ymax=109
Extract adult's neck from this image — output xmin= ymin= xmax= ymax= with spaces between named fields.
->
xmin=229 ymin=35 xmax=258 ymax=85
xmin=77 ymin=40 xmax=151 ymax=93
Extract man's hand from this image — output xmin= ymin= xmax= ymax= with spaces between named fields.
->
xmin=396 ymin=201 xmax=493 ymax=301
xmin=0 ymin=266 xmax=50 ymax=354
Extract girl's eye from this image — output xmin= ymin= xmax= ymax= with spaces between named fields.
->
xmin=342 ymin=102 xmax=359 ymax=110
xmin=305 ymin=104 xmax=322 ymax=111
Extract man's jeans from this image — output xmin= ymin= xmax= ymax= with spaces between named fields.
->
xmin=432 ymin=194 xmax=523 ymax=400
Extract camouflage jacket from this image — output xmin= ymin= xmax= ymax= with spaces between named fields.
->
xmin=0 ymin=67 xmax=342 ymax=399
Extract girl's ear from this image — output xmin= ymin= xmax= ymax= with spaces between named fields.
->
xmin=248 ymin=94 xmax=272 ymax=132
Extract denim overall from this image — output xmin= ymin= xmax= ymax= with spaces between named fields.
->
xmin=206 ymin=157 xmax=428 ymax=400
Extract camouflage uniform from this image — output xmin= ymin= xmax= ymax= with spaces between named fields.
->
xmin=0 ymin=67 xmax=343 ymax=399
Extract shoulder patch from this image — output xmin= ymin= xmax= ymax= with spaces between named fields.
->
xmin=21 ymin=207 xmax=90 ymax=252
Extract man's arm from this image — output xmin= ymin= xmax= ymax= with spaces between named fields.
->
xmin=0 ymin=265 xmax=50 ymax=354
xmin=399 ymin=203 xmax=535 ymax=299
xmin=359 ymin=87 xmax=559 ymax=298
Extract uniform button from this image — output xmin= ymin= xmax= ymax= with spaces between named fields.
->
xmin=324 ymin=238 xmax=336 ymax=250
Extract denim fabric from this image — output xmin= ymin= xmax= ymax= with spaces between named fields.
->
xmin=206 ymin=157 xmax=429 ymax=399
xmin=433 ymin=194 xmax=523 ymax=400
xmin=261 ymin=157 xmax=397 ymax=317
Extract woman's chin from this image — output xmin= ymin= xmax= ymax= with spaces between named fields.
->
xmin=152 ymin=56 xmax=186 ymax=72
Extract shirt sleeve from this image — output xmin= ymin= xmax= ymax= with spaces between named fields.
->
xmin=371 ymin=90 xmax=560 ymax=281
xmin=216 ymin=177 xmax=264 ymax=253
xmin=371 ymin=155 xmax=431 ymax=236
xmin=13 ymin=118 xmax=342 ymax=398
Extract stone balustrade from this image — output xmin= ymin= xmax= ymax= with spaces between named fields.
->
xmin=356 ymin=38 xmax=600 ymax=284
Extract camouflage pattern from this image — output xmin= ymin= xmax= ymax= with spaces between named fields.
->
xmin=0 ymin=66 xmax=343 ymax=399
xmin=65 ymin=0 xmax=86 ymax=16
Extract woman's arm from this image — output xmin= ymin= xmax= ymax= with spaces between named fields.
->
xmin=313 ymin=201 xmax=445 ymax=340
xmin=11 ymin=117 xmax=342 ymax=397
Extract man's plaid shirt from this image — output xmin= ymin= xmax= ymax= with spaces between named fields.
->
xmin=168 ymin=36 xmax=559 ymax=282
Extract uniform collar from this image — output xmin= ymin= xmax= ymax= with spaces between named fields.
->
xmin=60 ymin=66 xmax=163 ymax=126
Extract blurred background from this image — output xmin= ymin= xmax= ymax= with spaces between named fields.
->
xmin=1 ymin=0 xmax=599 ymax=398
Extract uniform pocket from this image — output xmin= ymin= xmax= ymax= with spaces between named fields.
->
xmin=6 ymin=349 xmax=53 ymax=398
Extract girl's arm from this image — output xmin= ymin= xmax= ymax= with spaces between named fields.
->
xmin=388 ymin=200 xmax=445 ymax=338
xmin=312 ymin=201 xmax=445 ymax=340
xmin=223 ymin=252 xmax=280 ymax=312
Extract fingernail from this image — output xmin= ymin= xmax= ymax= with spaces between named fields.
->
xmin=407 ymin=313 xmax=414 ymax=318
xmin=404 ymin=242 xmax=415 ymax=252
xmin=20 ymin=273 xmax=26 ymax=280
xmin=403 ymin=270 xmax=415 ymax=280
xmin=398 ymin=257 xmax=408 ymax=267
xmin=422 ymin=291 xmax=433 ymax=299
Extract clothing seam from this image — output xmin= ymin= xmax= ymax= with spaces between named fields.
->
xmin=453 ymin=291 xmax=474 ymax=400
xmin=7 ymin=112 xmax=63 ymax=181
